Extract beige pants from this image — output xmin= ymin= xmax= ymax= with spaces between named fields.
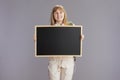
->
xmin=48 ymin=57 xmax=74 ymax=80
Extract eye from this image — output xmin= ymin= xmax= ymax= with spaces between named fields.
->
xmin=54 ymin=12 xmax=57 ymax=15
xmin=60 ymin=11 xmax=63 ymax=14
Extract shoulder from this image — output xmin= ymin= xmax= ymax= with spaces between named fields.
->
xmin=67 ymin=21 xmax=75 ymax=26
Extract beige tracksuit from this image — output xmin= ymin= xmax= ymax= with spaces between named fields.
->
xmin=48 ymin=23 xmax=75 ymax=80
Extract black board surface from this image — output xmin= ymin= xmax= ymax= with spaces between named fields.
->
xmin=35 ymin=25 xmax=82 ymax=57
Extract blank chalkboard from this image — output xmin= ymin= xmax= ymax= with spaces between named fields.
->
xmin=35 ymin=25 xmax=82 ymax=57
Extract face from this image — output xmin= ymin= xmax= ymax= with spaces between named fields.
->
xmin=53 ymin=9 xmax=64 ymax=23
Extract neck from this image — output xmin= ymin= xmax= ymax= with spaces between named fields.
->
xmin=56 ymin=21 xmax=63 ymax=25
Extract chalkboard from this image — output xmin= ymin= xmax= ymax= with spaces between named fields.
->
xmin=35 ymin=25 xmax=82 ymax=57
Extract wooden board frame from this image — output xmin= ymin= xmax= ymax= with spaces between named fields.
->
xmin=34 ymin=25 xmax=83 ymax=57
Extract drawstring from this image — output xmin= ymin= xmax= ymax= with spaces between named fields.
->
xmin=57 ymin=60 xmax=62 ymax=72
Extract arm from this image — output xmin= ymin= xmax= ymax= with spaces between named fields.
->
xmin=67 ymin=21 xmax=84 ymax=40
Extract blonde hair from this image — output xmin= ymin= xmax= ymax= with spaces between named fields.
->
xmin=50 ymin=5 xmax=68 ymax=25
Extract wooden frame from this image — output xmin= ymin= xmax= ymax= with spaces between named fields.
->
xmin=34 ymin=25 xmax=83 ymax=57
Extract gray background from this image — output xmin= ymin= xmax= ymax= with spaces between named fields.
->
xmin=0 ymin=0 xmax=120 ymax=80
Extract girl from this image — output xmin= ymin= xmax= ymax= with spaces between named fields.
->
xmin=48 ymin=5 xmax=84 ymax=80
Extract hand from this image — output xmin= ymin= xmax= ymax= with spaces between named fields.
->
xmin=80 ymin=34 xmax=84 ymax=40
xmin=34 ymin=34 xmax=36 ymax=41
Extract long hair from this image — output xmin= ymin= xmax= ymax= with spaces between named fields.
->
xmin=50 ymin=5 xmax=68 ymax=25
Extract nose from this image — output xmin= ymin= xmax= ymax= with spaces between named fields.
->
xmin=57 ymin=13 xmax=60 ymax=16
